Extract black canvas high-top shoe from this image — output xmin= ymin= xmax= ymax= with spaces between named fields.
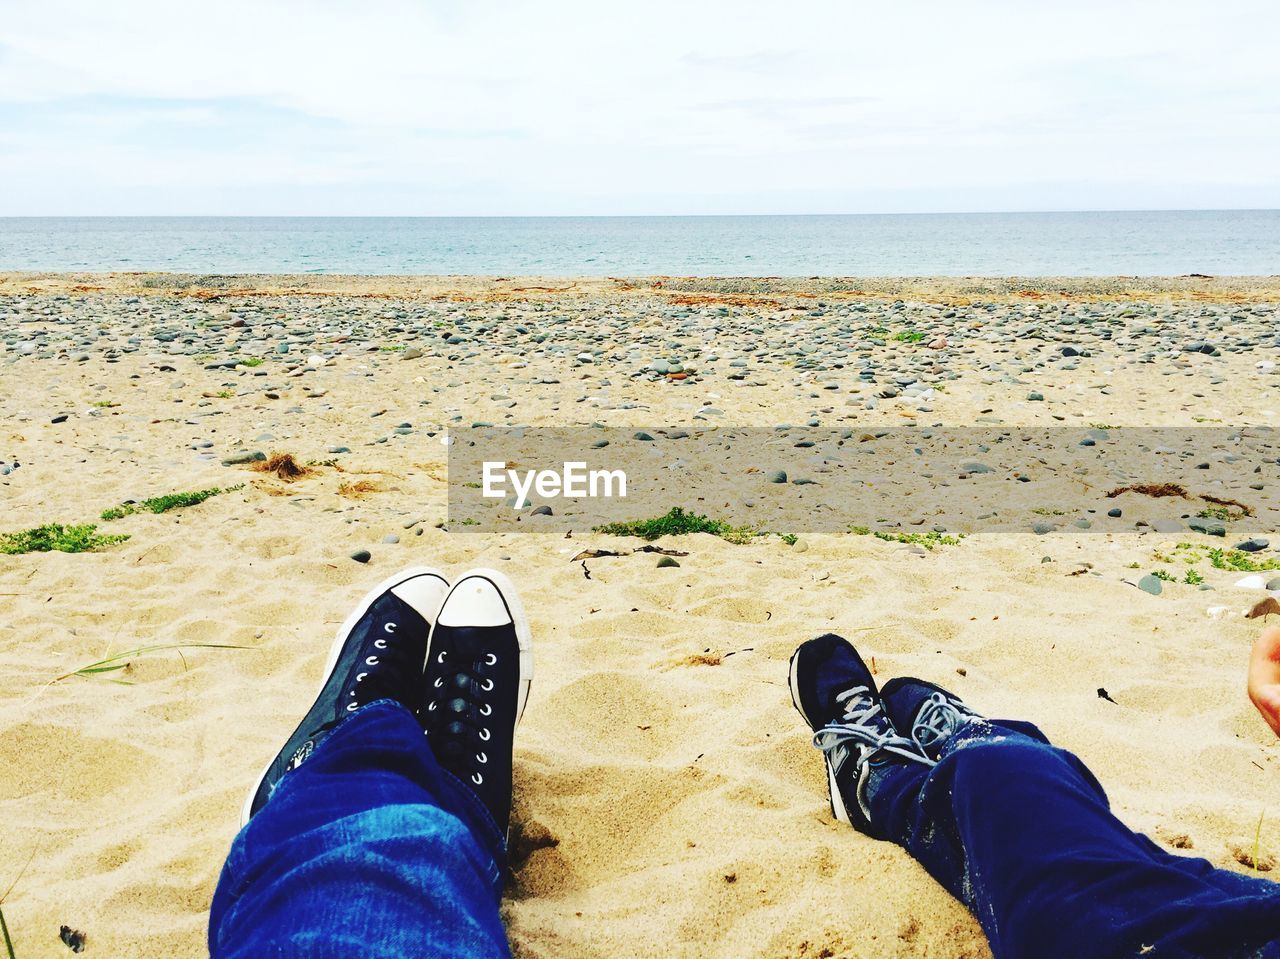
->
xmin=242 ymin=567 xmax=450 ymax=823
xmin=421 ymin=569 xmax=532 ymax=839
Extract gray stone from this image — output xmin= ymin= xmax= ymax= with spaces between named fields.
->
xmin=656 ymin=556 xmax=680 ymax=568
xmin=222 ymin=450 xmax=266 ymax=466
xmin=1236 ymin=538 xmax=1270 ymax=552
xmin=1137 ymin=574 xmax=1163 ymax=596
xmin=1188 ymin=517 xmax=1227 ymax=537
xmin=350 ymin=549 xmax=372 ymax=563
xmin=382 ymin=534 xmax=400 ymax=544
xmin=766 ymin=470 xmax=788 ymax=484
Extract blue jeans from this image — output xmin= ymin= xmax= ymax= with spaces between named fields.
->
xmin=209 ymin=700 xmax=511 ymax=959
xmin=868 ymin=720 xmax=1280 ymax=959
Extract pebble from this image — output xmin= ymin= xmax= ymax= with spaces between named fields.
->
xmin=350 ymin=549 xmax=372 ymax=564
xmin=656 ymin=556 xmax=680 ymax=568
xmin=222 ymin=450 xmax=266 ymax=466
xmin=1137 ymin=574 xmax=1163 ymax=596
xmin=382 ymin=534 xmax=400 ymax=544
xmin=1188 ymin=517 xmax=1227 ymax=537
xmin=1236 ymin=538 xmax=1270 ymax=552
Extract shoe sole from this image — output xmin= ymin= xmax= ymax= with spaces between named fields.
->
xmin=787 ymin=646 xmax=851 ymax=826
xmin=434 ymin=567 xmax=534 ymax=726
xmin=239 ymin=565 xmax=450 ymax=826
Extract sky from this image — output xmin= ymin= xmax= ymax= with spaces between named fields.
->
xmin=1 ymin=0 xmax=1278 ymax=216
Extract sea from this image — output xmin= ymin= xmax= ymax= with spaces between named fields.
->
xmin=0 ymin=211 xmax=1277 ymax=276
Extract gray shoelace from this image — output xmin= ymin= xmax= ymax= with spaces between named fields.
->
xmin=912 ymin=692 xmax=977 ymax=753
xmin=813 ymin=686 xmax=934 ymax=768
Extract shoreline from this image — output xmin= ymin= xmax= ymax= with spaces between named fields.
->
xmin=3 ymin=271 xmax=1280 ymax=303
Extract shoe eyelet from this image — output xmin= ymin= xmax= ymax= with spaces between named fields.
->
xmin=484 ymin=653 xmax=497 ymax=665
xmin=373 ymin=639 xmax=387 ymax=650
xmin=476 ymin=751 xmax=487 ymax=764
xmin=480 ymin=678 xmax=494 ymax=691
xmin=433 ymin=677 xmax=444 ymax=688
xmin=365 ymin=655 xmax=380 ymax=666
xmin=356 ymin=672 xmax=367 ymax=682
xmin=480 ymin=703 xmax=492 ymax=717
xmin=346 ymin=702 xmax=359 ymax=712
xmin=437 ymin=651 xmax=447 ymax=663
xmin=384 ymin=622 xmax=398 ymax=634
xmin=471 ymin=772 xmax=483 ymax=785
xmin=427 ymin=702 xmax=437 ymax=711
xmin=479 ymin=728 xmax=491 ymax=741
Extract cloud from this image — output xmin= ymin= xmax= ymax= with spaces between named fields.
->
xmin=0 ymin=0 xmax=1278 ymax=213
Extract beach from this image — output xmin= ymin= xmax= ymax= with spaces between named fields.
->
xmin=2 ymin=271 xmax=1279 ymax=958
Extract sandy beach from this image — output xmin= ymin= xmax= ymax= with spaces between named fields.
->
xmin=2 ymin=272 xmax=1279 ymax=958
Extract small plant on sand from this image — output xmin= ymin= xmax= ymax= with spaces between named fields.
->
xmin=1197 ymin=504 xmax=1244 ymax=522
xmin=595 ymin=507 xmax=758 ymax=545
xmin=1184 ymin=569 xmax=1205 ymax=585
xmin=1032 ymin=507 xmax=1066 ymax=516
xmin=0 ymin=845 xmax=35 ymax=959
xmin=1208 ymin=548 xmax=1280 ymax=573
xmin=892 ymin=330 xmax=926 ymax=343
xmin=1088 ymin=423 xmax=1115 ymax=430
xmin=1151 ymin=569 xmax=1175 ymax=582
xmin=101 ymin=485 xmax=242 ymax=521
xmin=90 ymin=400 xmax=119 ymax=408
xmin=379 ymin=344 xmax=406 ymax=352
xmin=778 ymin=532 xmax=799 ymax=546
xmin=851 ymin=527 xmax=962 ymax=550
xmin=0 ymin=523 xmax=129 ymax=555
xmin=238 ymin=356 xmax=264 ymax=367
xmin=52 ymin=642 xmax=249 ymax=685
xmin=214 ymin=389 xmax=234 ymax=399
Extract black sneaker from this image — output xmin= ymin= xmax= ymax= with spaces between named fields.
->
xmin=881 ymin=677 xmax=982 ymax=762
xmin=789 ymin=634 xmax=931 ymax=834
xmin=241 ymin=567 xmax=450 ymax=823
xmin=422 ymin=568 xmax=532 ymax=839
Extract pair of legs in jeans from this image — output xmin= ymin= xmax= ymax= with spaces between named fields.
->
xmin=209 ymin=571 xmax=1280 ymax=958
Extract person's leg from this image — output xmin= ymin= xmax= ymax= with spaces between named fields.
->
xmin=210 ymin=567 xmax=533 ymax=959
xmin=210 ymin=700 xmax=510 ymax=959
xmin=871 ymin=679 xmax=1280 ymax=959
xmin=790 ymin=635 xmax=1280 ymax=959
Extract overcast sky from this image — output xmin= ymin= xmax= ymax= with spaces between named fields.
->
xmin=2 ymin=0 xmax=1278 ymax=215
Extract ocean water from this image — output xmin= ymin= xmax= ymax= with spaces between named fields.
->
xmin=0 ymin=211 xmax=1276 ymax=276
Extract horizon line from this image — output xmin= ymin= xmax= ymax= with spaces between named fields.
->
xmin=2 ymin=208 xmax=1279 ymax=220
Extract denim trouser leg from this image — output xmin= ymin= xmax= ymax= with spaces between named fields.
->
xmin=866 ymin=722 xmax=1280 ymax=959
xmin=209 ymin=700 xmax=512 ymax=959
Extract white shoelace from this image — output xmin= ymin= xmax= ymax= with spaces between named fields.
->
xmin=813 ymin=686 xmax=935 ymax=767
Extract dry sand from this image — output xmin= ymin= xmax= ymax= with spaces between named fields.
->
xmin=1 ymin=274 xmax=1278 ymax=958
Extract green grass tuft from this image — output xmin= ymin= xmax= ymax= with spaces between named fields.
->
xmin=54 ymin=642 xmax=249 ymax=685
xmin=851 ymin=526 xmax=962 ymax=550
xmin=0 ymin=905 xmax=13 ymax=959
xmin=1151 ymin=569 xmax=1175 ymax=582
xmin=1197 ymin=504 xmax=1244 ymax=522
xmin=1184 ymin=568 xmax=1205 ymax=585
xmin=891 ymin=330 xmax=927 ymax=343
xmin=238 ymin=356 xmax=265 ymax=367
xmin=1208 ymin=548 xmax=1280 ymax=572
xmin=101 ymin=485 xmax=243 ymax=521
xmin=596 ymin=507 xmax=758 ymax=544
xmin=0 ymin=523 xmax=129 ymax=555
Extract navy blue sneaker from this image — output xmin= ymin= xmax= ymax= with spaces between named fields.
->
xmin=881 ymin=677 xmax=982 ymax=762
xmin=789 ymin=634 xmax=931 ymax=833
xmin=422 ymin=569 xmax=532 ymax=839
xmin=242 ymin=567 xmax=450 ymax=823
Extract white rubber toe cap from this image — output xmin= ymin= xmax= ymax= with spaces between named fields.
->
xmin=437 ymin=574 xmax=513 ymax=627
